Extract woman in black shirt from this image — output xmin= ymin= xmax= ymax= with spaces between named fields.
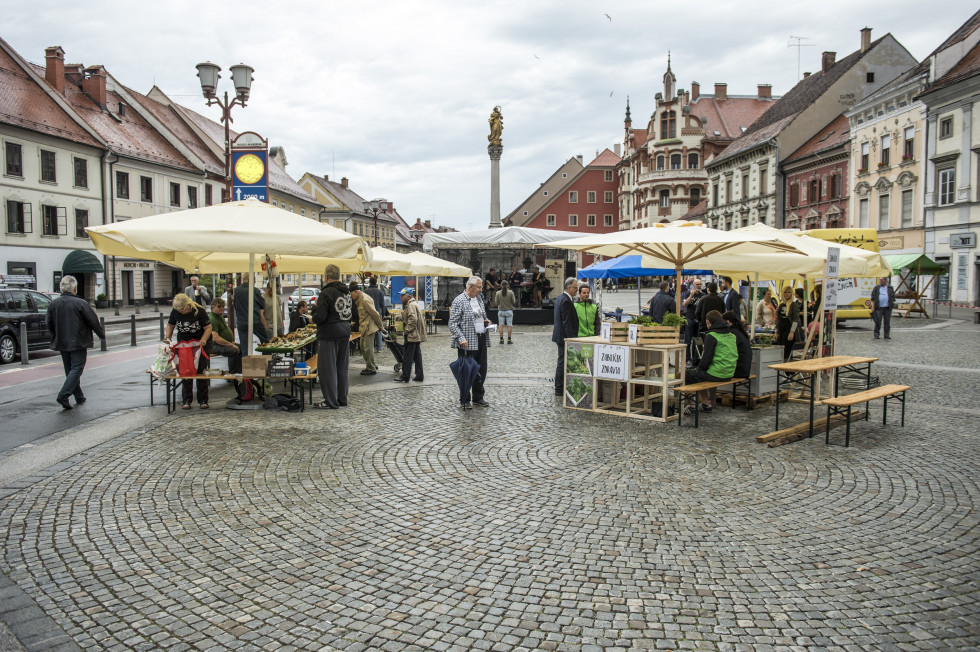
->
xmin=165 ymin=293 xmax=213 ymax=409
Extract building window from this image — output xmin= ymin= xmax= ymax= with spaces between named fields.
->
xmin=660 ymin=110 xmax=676 ymax=139
xmin=938 ymin=168 xmax=955 ymax=206
xmin=830 ymin=173 xmax=841 ymax=199
xmin=604 ymin=170 xmax=613 ymax=182
xmin=939 ymin=117 xmax=952 ymax=139
xmin=40 ymin=150 xmax=56 ymax=183
xmin=116 ymin=171 xmax=129 ymax=199
xmin=690 ymin=187 xmax=701 ymax=206
xmin=5 ymin=200 xmax=31 ymax=234
xmin=903 ymin=127 xmax=915 ymax=159
xmin=859 ymin=198 xmax=869 ymax=228
xmin=140 ymin=176 xmax=152 ymax=202
xmin=272 ymin=200 xmax=278 ymax=208
xmin=759 ymin=168 xmax=767 ymax=194
xmin=670 ymin=154 xmax=682 ymax=170
xmin=543 ymin=190 xmax=548 ymax=196
xmin=604 ymin=191 xmax=613 ymax=203
xmin=170 ymin=182 xmax=180 ymax=207
xmin=860 ymin=143 xmax=869 ymax=171
xmin=809 ymin=179 xmax=820 ymax=203
xmin=300 ymin=208 xmax=305 ymax=217
xmin=866 ymin=72 xmax=875 ymax=83
xmin=4 ymin=142 xmax=22 ymax=177
xmin=712 ymin=183 xmax=718 ymax=206
xmin=587 ymin=191 xmax=596 ymax=203
xmin=880 ymin=135 xmax=890 ymax=166
xmin=901 ymin=189 xmax=913 ymax=227
xmin=187 ymin=186 xmax=198 ymax=209
xmin=205 ymin=184 xmax=213 ymax=206
xmin=546 ymin=214 xmax=555 ymax=226
xmin=75 ymin=208 xmax=89 ymax=238
xmin=587 ymin=214 xmax=596 ymax=226
xmin=688 ymin=153 xmax=699 ymax=169
xmin=73 ymin=158 xmax=88 ymax=188
xmin=42 ymin=205 xmax=65 ymax=236
xmin=604 ymin=214 xmax=613 ymax=226
xmin=790 ymin=183 xmax=799 ymax=206
xmin=568 ymin=214 xmax=578 ymax=227
xmin=568 ymin=191 xmax=578 ymax=203
xmin=742 ymin=174 xmax=749 ymax=198
xmin=659 ymin=190 xmax=670 ymax=208
xmin=878 ymin=193 xmax=890 ymax=231
xmin=656 ymin=155 xmax=665 ymax=170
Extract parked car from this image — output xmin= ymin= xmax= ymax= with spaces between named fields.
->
xmin=287 ymin=288 xmax=319 ymax=307
xmin=0 ymin=289 xmax=54 ymax=364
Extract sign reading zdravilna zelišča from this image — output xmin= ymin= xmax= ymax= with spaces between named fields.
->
xmin=231 ymin=131 xmax=269 ymax=202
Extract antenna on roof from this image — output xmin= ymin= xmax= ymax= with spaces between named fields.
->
xmin=788 ymin=36 xmax=815 ymax=81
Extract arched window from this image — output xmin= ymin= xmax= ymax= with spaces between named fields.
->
xmin=688 ymin=153 xmax=699 ymax=169
xmin=670 ymin=154 xmax=682 ymax=169
xmin=660 ymin=111 xmax=676 ymax=139
xmin=656 ymin=155 xmax=665 ymax=170
xmin=659 ymin=190 xmax=670 ymax=208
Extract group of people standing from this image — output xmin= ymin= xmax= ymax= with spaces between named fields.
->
xmin=484 ymin=266 xmax=550 ymax=308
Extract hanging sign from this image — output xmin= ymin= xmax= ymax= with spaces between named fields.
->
xmin=600 ymin=322 xmax=611 ymax=341
xmin=824 ymin=246 xmax=840 ymax=310
xmin=628 ymin=324 xmax=638 ymax=344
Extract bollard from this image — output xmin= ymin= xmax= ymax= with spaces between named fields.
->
xmin=114 ymin=300 xmax=121 ymax=316
xmin=159 ymin=313 xmax=165 ymax=340
xmin=135 ymin=299 xmax=141 ymax=315
xmin=100 ymin=318 xmax=108 ymax=351
xmin=19 ymin=322 xmax=28 ymax=365
xmin=130 ymin=314 xmax=137 ymax=347
xmin=154 ymin=301 xmax=160 ymax=313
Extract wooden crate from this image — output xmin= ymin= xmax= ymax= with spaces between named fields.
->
xmin=636 ymin=325 xmax=680 ymax=345
xmin=608 ymin=322 xmax=630 ymax=343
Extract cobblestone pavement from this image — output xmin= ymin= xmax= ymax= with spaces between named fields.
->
xmin=0 ymin=320 xmax=978 ymax=651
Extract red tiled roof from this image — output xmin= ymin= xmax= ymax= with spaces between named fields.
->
xmin=690 ymin=96 xmax=775 ymax=140
xmin=630 ymin=128 xmax=647 ymax=149
xmin=924 ymin=39 xmax=980 ymax=94
xmin=783 ymin=114 xmax=851 ymax=164
xmin=682 ymin=200 xmax=707 ymax=220
xmin=0 ymin=44 xmax=101 ymax=147
xmin=125 ymin=87 xmax=224 ymax=175
xmin=588 ymin=148 xmax=621 ymax=167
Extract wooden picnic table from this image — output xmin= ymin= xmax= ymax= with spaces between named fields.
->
xmin=768 ymin=355 xmax=879 ymax=439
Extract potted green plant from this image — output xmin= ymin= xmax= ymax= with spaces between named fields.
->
xmin=95 ymin=293 xmax=108 ymax=309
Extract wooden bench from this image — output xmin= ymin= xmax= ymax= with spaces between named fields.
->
xmin=822 ymin=383 xmax=910 ymax=447
xmin=675 ymin=375 xmax=755 ymax=428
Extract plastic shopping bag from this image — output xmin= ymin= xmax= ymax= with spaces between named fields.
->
xmin=174 ymin=340 xmax=208 ymax=377
xmin=149 ymin=342 xmax=175 ymax=379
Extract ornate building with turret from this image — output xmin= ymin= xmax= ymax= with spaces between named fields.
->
xmin=618 ymin=57 xmax=778 ymax=230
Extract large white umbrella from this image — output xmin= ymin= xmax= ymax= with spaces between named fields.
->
xmin=403 ymin=251 xmax=472 ymax=277
xmin=87 ymin=199 xmax=371 ymax=353
xmin=551 ymin=220 xmax=811 ymax=314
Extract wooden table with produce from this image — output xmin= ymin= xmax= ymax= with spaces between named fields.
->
xmin=255 ymin=325 xmax=318 ymax=360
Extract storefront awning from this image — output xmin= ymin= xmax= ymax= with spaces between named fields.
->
xmin=62 ymin=249 xmax=104 ymax=274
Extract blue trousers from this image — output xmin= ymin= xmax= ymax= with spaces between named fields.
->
xmin=58 ymin=349 xmax=87 ymax=402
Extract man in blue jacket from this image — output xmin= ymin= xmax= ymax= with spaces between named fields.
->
xmin=46 ymin=275 xmax=105 ymax=410
xmin=552 ymin=277 xmax=579 ymax=396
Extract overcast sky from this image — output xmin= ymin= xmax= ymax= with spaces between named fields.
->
xmin=3 ymin=1 xmax=976 ymax=231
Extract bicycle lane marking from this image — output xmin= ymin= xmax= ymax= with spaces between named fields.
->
xmin=0 ymin=346 xmax=156 ymax=389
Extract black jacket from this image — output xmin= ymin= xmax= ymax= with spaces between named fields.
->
xmin=46 ymin=292 xmax=104 ymax=351
xmin=313 ymin=281 xmax=352 ymax=340
xmin=731 ymin=327 xmax=752 ymax=379
xmin=696 ymin=293 xmax=726 ymax=329
xmin=648 ymin=292 xmax=675 ymax=324
xmin=552 ymin=291 xmax=577 ymax=344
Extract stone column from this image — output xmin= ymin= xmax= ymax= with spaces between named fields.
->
xmin=488 ymin=144 xmax=502 ymax=228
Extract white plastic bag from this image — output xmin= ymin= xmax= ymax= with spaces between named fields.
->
xmin=149 ymin=342 xmax=176 ymax=379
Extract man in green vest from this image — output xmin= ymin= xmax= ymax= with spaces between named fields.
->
xmin=573 ymin=283 xmax=601 ymax=338
xmin=684 ymin=309 xmax=736 ymax=415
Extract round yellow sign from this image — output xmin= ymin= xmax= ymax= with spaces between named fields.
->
xmin=234 ymin=153 xmax=265 ymax=185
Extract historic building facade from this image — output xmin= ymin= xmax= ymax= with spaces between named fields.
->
xmin=705 ymin=29 xmax=918 ymax=230
xmin=783 ymin=115 xmax=850 ymax=231
xmin=618 ymin=59 xmax=777 ymax=229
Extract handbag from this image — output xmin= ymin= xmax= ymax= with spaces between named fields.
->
xmin=174 ymin=340 xmax=209 ymax=377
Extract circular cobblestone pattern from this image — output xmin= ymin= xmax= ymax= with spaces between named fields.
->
xmin=1 ymin=326 xmax=978 ymax=651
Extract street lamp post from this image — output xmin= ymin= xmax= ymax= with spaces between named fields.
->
xmin=362 ymin=198 xmax=389 ymax=248
xmin=196 ymin=61 xmax=254 ymax=332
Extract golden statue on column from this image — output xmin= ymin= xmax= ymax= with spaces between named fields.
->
xmin=488 ymin=106 xmax=503 ymax=145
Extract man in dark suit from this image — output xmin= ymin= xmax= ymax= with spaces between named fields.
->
xmin=552 ymin=277 xmax=579 ymax=396
xmin=871 ymin=277 xmax=896 ymax=339
xmin=721 ymin=276 xmax=739 ymax=313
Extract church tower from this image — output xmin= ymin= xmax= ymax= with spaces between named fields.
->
xmin=662 ymin=52 xmax=675 ymax=100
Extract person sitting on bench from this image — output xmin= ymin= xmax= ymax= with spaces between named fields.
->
xmin=723 ymin=310 xmax=752 ymax=380
xmin=684 ymin=310 xmax=736 ymax=415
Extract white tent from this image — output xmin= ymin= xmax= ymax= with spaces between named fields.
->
xmin=423 ymin=226 xmax=585 ymax=251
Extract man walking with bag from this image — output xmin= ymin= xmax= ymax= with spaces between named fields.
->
xmin=313 ymin=264 xmax=353 ymax=409
xmin=46 ymin=275 xmax=105 ymax=410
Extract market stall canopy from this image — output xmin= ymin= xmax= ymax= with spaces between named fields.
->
xmin=361 ymin=248 xmax=471 ymax=276
xmin=883 ymin=253 xmax=947 ymax=273
xmin=403 ymin=251 xmax=472 ymax=277
xmin=86 ymin=198 xmax=371 ymax=273
xmin=713 ymin=223 xmax=893 ymax=280
xmin=578 ymin=255 xmax=707 ymax=280
xmin=423 ymin=226 xmax=584 ymax=251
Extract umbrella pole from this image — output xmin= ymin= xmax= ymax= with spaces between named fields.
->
xmin=674 ymin=266 xmax=682 ymax=316
xmin=636 ymin=282 xmax=641 ymax=315
xmin=247 ymin=254 xmax=255 ymax=356
xmin=750 ymin=272 xmax=759 ymax=340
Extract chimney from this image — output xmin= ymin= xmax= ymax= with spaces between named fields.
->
xmin=691 ymin=81 xmax=699 ymax=101
xmin=861 ymin=27 xmax=872 ymax=53
xmin=45 ymin=46 xmax=65 ymax=93
xmin=65 ymin=64 xmax=84 ymax=86
xmin=757 ymin=84 xmax=772 ymax=99
xmin=424 ymin=220 xmax=432 ymax=228
xmin=341 ymin=177 xmax=349 ymax=188
xmin=323 ymin=174 xmax=329 ymax=181
xmin=614 ymin=143 xmax=621 ymax=157
xmin=82 ymin=66 xmax=107 ymax=107
xmin=803 ymin=72 xmax=811 ymax=79
xmin=714 ymin=83 xmax=727 ymax=100
xmin=822 ymin=51 xmax=836 ymax=73
xmin=387 ymin=201 xmax=393 ymax=212
xmin=576 ymin=154 xmax=583 ymax=164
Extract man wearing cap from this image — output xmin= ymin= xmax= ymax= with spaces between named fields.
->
xmin=349 ymin=281 xmax=384 ymax=375
xmin=394 ymin=288 xmax=426 ymax=382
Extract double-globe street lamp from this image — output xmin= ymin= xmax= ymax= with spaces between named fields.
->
xmin=196 ymin=61 xmax=254 ymax=331
xmin=362 ymin=198 xmax=389 ymax=248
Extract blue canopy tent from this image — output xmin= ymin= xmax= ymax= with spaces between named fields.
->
xmin=578 ymin=255 xmax=709 ymax=314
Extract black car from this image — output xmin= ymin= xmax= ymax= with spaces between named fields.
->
xmin=0 ymin=288 xmax=54 ymax=363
